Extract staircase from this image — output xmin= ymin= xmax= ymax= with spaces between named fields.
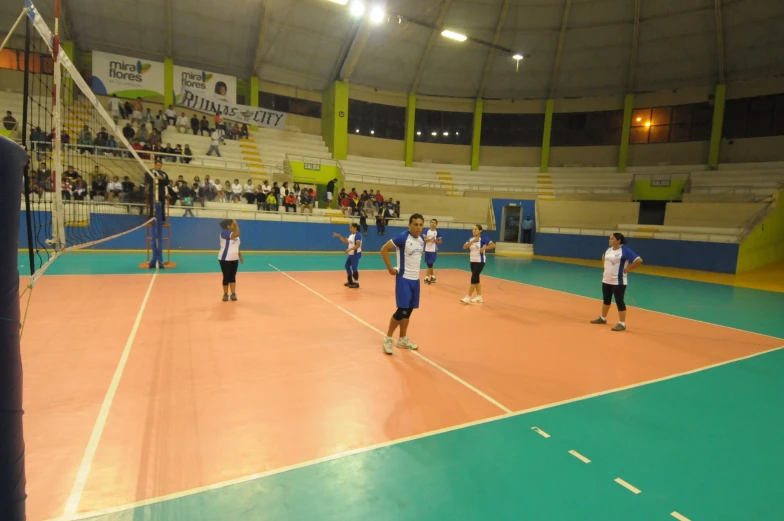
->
xmin=536 ymin=173 xmax=556 ymax=201
xmin=438 ymin=171 xmax=463 ymax=196
xmin=239 ymin=137 xmax=269 ymax=182
xmin=495 ymin=242 xmax=534 ymax=257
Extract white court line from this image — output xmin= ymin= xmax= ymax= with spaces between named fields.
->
xmin=476 ymin=271 xmax=784 ymax=342
xmin=671 ymin=512 xmax=692 ymax=521
xmin=268 ymin=264 xmax=513 ymax=414
xmin=615 ymin=478 xmax=642 ymax=494
xmin=60 ymin=270 xmax=158 ymax=520
xmin=568 ymin=450 xmax=591 ymax=463
xmin=62 ymin=342 xmax=783 ymax=520
xmin=531 ymin=426 xmax=551 ymax=438
xmin=614 ymin=478 xmax=642 ymax=494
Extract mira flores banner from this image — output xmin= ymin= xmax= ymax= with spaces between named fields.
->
xmin=173 ymin=65 xmax=237 ymax=104
xmin=91 ymin=51 xmax=164 ymax=98
xmin=178 ymin=88 xmax=286 ymax=129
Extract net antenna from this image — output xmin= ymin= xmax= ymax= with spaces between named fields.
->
xmin=19 ymin=0 xmax=160 ymax=289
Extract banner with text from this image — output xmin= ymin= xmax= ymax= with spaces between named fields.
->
xmin=91 ymin=51 xmax=164 ymax=98
xmin=178 ymin=88 xmax=286 ymax=129
xmin=173 ymin=65 xmax=236 ymax=104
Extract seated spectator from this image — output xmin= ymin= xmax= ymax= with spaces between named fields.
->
xmin=176 ymin=112 xmax=189 ymax=133
xmin=230 ymin=179 xmax=243 ymax=203
xmin=230 ymin=123 xmax=240 ymax=140
xmin=72 ymin=176 xmax=87 ymax=200
xmin=299 ymin=189 xmax=314 ymax=214
xmin=190 ymin=114 xmax=200 ymax=135
xmin=78 ymin=124 xmax=94 ymax=154
xmin=35 ymin=162 xmax=51 ymax=194
xmin=121 ymin=176 xmax=136 ymax=200
xmin=3 ymin=111 xmax=17 ymax=131
xmin=200 ymin=116 xmax=210 ymax=136
xmin=149 ymin=128 xmax=162 ymax=147
xmin=91 ymin=174 xmax=107 ymax=200
xmin=182 ymin=144 xmax=193 ymax=164
xmin=284 ymin=192 xmax=297 ymax=212
xmin=154 ymin=110 xmax=166 ymax=133
xmin=264 ymin=192 xmax=277 ymax=212
xmin=214 ymin=178 xmax=225 ymax=202
xmin=107 ymin=176 xmax=123 ymax=202
xmin=61 ymin=175 xmax=72 ymax=201
xmin=340 ymin=195 xmax=352 ymax=217
xmin=143 ymin=108 xmax=154 ymax=125
xmin=165 ymin=105 xmax=177 ymax=126
xmin=122 ymin=123 xmax=135 ymax=141
xmin=240 ymin=123 xmax=249 ymax=139
xmin=137 ymin=124 xmax=148 ymax=143
xmin=243 ymin=179 xmax=255 ymax=203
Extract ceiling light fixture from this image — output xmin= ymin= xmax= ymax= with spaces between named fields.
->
xmin=512 ymin=53 xmax=523 ymax=72
xmin=369 ymin=6 xmax=385 ymax=23
xmin=441 ymin=30 xmax=467 ymax=42
xmin=431 ymin=131 xmax=437 ymax=136
xmin=349 ymin=1 xmax=365 ymax=17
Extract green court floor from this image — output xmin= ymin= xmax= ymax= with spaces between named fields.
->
xmin=22 ymin=252 xmax=784 ymax=521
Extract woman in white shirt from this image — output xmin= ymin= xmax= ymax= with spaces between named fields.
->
xmin=107 ymin=176 xmax=123 ymax=202
xmin=213 ymin=178 xmax=225 ymax=202
xmin=243 ymin=179 xmax=255 ymax=203
xmin=461 ymin=225 xmax=496 ymax=304
xmin=218 ymin=219 xmax=243 ymax=301
xmin=230 ymin=179 xmax=243 ymax=203
xmin=590 ymin=233 xmax=642 ymax=331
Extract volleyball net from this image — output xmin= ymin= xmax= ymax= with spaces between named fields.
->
xmin=1 ymin=2 xmax=166 ymax=518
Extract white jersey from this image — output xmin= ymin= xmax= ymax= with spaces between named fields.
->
xmin=348 ymin=232 xmax=362 ymax=255
xmin=424 ymin=229 xmax=441 ymax=252
xmin=468 ymin=235 xmax=493 ymax=263
xmin=391 ymin=231 xmax=424 ymax=281
xmin=218 ymin=230 xmax=241 ymax=261
xmin=602 ymin=245 xmax=640 ymax=286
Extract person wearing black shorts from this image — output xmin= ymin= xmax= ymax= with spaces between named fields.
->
xmin=461 ymin=225 xmax=496 ymax=304
xmin=591 ymin=232 xmax=642 ymax=331
xmin=218 ymin=219 xmax=243 ymax=301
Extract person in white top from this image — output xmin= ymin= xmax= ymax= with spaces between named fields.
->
xmin=108 ymin=95 xmax=122 ymax=124
xmin=461 ymin=225 xmax=496 ymax=304
xmin=207 ymin=129 xmax=223 ymax=157
xmin=333 ymin=223 xmax=363 ymax=289
xmin=176 ymin=113 xmax=190 ymax=133
xmin=218 ymin=219 xmax=244 ymax=301
xmin=106 ymin=176 xmax=123 ymax=202
xmin=230 ymin=179 xmax=243 ymax=203
xmin=243 ymin=179 xmax=255 ymax=203
xmin=380 ymin=214 xmax=425 ymax=354
xmin=423 ymin=218 xmax=443 ymax=284
xmin=164 ymin=105 xmax=177 ymax=126
xmin=591 ymin=233 xmax=642 ymax=331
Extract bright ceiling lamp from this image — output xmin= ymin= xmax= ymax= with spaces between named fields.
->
xmin=327 ymin=0 xmax=349 ymax=5
xmin=512 ymin=54 xmax=523 ymax=60
xmin=441 ymin=30 xmax=467 ymax=42
xmin=369 ymin=6 xmax=385 ymax=23
xmin=349 ymin=1 xmax=365 ymax=17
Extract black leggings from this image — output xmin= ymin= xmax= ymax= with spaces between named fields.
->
xmin=602 ymin=283 xmax=627 ymax=311
xmin=470 ymin=262 xmax=485 ymax=284
xmin=219 ymin=260 xmax=239 ymax=286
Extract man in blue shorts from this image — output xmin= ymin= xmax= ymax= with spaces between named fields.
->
xmin=380 ymin=213 xmax=425 ymax=355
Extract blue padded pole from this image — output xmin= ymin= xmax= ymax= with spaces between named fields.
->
xmin=0 ymin=135 xmax=29 ymax=521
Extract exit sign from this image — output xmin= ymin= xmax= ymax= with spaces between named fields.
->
xmin=651 ymin=179 xmax=671 ymax=187
xmin=304 ymin=162 xmax=320 ymax=171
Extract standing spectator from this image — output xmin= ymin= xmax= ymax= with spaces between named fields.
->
xmin=326 ymin=178 xmax=337 ymax=208
xmin=108 ymin=95 xmax=122 ymax=124
xmin=522 ymin=215 xmax=533 ymax=244
xmin=207 ymin=128 xmax=223 ymax=156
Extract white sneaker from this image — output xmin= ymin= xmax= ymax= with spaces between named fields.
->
xmin=460 ymin=296 xmax=471 ymax=304
xmin=471 ymin=296 xmax=484 ymax=303
xmin=382 ymin=336 xmax=394 ymax=355
xmin=397 ymin=337 xmax=419 ymax=350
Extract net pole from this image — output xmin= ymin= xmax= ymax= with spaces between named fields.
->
xmin=51 ymin=0 xmax=65 ymax=252
xmin=21 ymin=16 xmax=35 ymax=277
xmin=0 ymin=135 xmax=30 ymax=521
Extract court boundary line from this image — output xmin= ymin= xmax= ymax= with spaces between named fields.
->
xmin=268 ymin=264 xmax=513 ymax=414
xmin=475 ymin=271 xmax=784 ymax=341
xmin=59 ymin=343 xmax=784 ymax=521
xmin=60 ymin=270 xmax=159 ymax=520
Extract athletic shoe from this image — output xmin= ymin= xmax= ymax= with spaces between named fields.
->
xmin=344 ymin=282 xmax=352 ymax=287
xmin=590 ymin=318 xmax=607 ymax=324
xmin=397 ymin=337 xmax=419 ymax=350
xmin=460 ymin=296 xmax=471 ymax=304
xmin=612 ymin=323 xmax=626 ymax=332
xmin=430 ymin=277 xmax=437 ymax=284
xmin=471 ymin=296 xmax=484 ymax=303
xmin=230 ymin=293 xmax=237 ymax=301
xmin=382 ymin=336 xmax=394 ymax=354
xmin=349 ymin=283 xmax=359 ymax=289
xmin=222 ymin=294 xmax=229 ymax=302
xmin=424 ymin=278 xmax=431 ymax=285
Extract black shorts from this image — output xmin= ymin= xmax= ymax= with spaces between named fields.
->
xmin=470 ymin=262 xmax=485 ymax=284
xmin=602 ymin=283 xmax=627 ymax=311
xmin=219 ymin=259 xmax=239 ymax=285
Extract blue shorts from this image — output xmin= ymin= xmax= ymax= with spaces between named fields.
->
xmin=424 ymin=252 xmax=437 ymax=266
xmin=395 ymin=276 xmax=420 ymax=309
